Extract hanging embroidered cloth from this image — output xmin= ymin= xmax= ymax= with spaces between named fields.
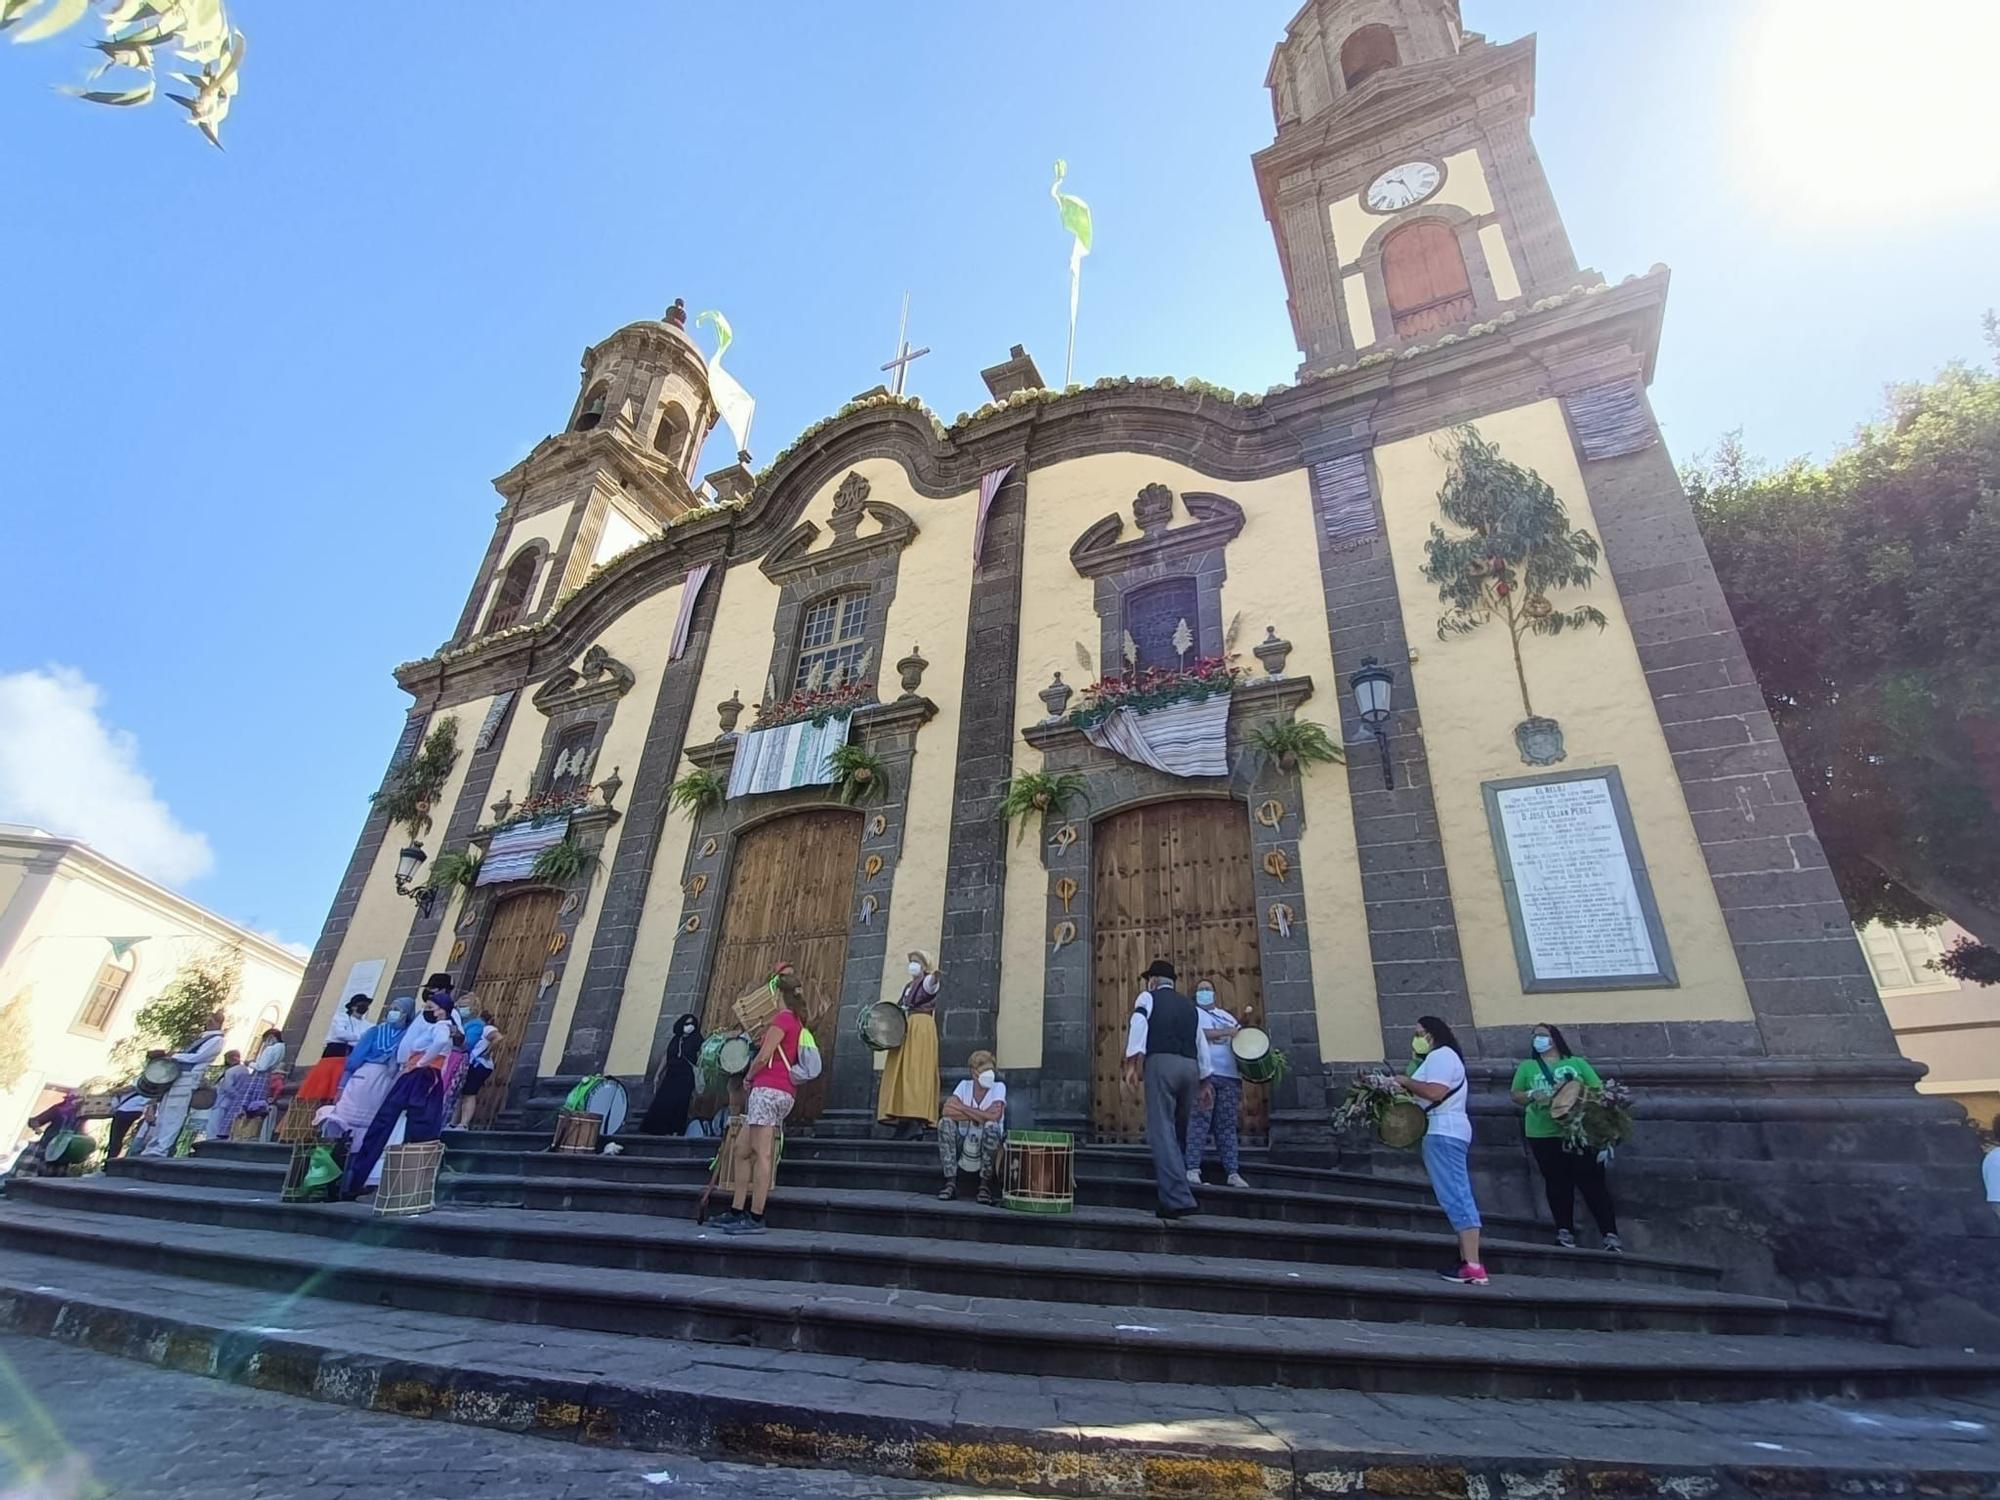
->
xmin=1082 ymin=692 xmax=1231 ymax=778
xmin=727 ymin=714 xmax=852 ymax=798
xmin=477 ymin=815 xmax=571 ymax=885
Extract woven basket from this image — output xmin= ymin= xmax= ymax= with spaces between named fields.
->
xmin=374 ymin=1139 xmax=445 ymax=1217
xmin=1376 ymin=1098 xmax=1428 ymax=1149
xmin=275 ymin=1096 xmax=321 ymax=1145
xmin=731 ymin=982 xmax=780 ymax=1037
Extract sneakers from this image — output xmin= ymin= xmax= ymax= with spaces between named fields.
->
xmin=708 ymin=1208 xmax=745 ymax=1230
xmin=721 ymin=1211 xmax=766 ymax=1236
xmin=1555 ymin=1228 xmax=1577 ymax=1249
xmin=1185 ymin=1169 xmax=1202 ymax=1185
xmin=1438 ymin=1262 xmax=1490 ymax=1285
xmin=1602 ymin=1233 xmax=1624 ymax=1254
xmin=1225 ymin=1173 xmax=1250 ymax=1189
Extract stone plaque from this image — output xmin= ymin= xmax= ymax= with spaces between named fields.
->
xmin=1482 ymin=766 xmax=1676 ymax=992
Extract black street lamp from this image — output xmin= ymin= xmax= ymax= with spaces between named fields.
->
xmin=394 ymin=840 xmax=435 ymax=917
xmin=1350 ymin=656 xmax=1396 ymax=789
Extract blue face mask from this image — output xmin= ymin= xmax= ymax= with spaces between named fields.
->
xmin=1195 ymin=989 xmax=1216 ymax=1007
xmin=1532 ymin=1035 xmax=1553 ymax=1054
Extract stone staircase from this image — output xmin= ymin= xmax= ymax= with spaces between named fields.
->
xmin=2 ymin=1131 xmax=1996 ymax=1496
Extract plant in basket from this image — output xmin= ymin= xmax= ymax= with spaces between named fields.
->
xmin=754 ymin=678 xmax=876 ymax=730
xmin=1560 ymin=1077 xmax=1634 ymax=1156
xmin=827 ymin=743 xmax=889 ymax=805
xmin=1066 ymin=656 xmax=1245 ymax=729
xmin=1329 ymin=1068 xmax=1403 ymax=1136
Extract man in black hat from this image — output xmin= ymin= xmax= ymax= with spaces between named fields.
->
xmin=1122 ymin=959 xmax=1213 ymax=1218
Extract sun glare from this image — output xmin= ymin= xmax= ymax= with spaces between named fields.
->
xmin=1739 ymin=0 xmax=2000 ymax=223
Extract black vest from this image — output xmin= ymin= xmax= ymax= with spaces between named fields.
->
xmin=1141 ymin=986 xmax=1199 ymax=1060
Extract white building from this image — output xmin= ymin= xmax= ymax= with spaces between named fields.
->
xmin=1860 ymin=920 xmax=2000 ymax=1131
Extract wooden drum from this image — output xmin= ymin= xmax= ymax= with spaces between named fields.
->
xmin=552 ymin=1109 xmax=603 ymax=1154
xmin=1001 ymin=1129 xmax=1074 ymax=1215
xmin=375 ymin=1139 xmax=445 ymax=1217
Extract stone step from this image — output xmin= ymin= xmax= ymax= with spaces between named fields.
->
xmin=0 ymin=1198 xmax=1973 ymax=1403
xmin=107 ymin=1155 xmax=1720 ymax=1286
xmin=3 ymin=1245 xmax=1993 ymax=1498
xmin=19 ymin=1177 xmax=1858 ymax=1339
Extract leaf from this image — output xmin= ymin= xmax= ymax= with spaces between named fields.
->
xmin=10 ymin=0 xmax=89 ymax=43
xmin=63 ymin=79 xmax=156 ymax=106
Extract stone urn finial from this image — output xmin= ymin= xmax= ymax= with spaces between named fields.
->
xmin=1039 ymin=671 xmax=1074 ymax=721
xmin=717 ymin=689 xmax=744 ymax=737
xmin=597 ymin=766 xmax=623 ymax=810
xmin=489 ymin=789 xmax=514 ymax=824
xmin=1253 ymin=625 xmax=1292 ymax=678
xmin=896 ymin=644 xmax=929 ymax=699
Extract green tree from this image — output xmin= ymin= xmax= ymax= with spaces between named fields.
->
xmin=101 ymin=947 xmax=241 ymax=1082
xmin=1686 ymin=338 xmax=2000 ymax=975
xmin=2 ymin=0 xmax=244 ymax=148
xmin=1419 ymin=425 xmax=1609 ymax=723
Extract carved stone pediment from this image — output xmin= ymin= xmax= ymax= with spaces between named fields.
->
xmin=533 ymin=643 xmax=636 ymax=714
xmin=761 ymin=470 xmax=918 ymax=584
xmin=1069 ymin=484 xmax=1246 ymax=580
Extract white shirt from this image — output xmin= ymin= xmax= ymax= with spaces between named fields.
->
xmin=396 ymin=1015 xmax=454 ymax=1069
xmin=1123 ymin=989 xmax=1213 ymax=1079
xmin=328 ymin=1011 xmax=370 ymax=1048
xmin=949 ymin=1078 xmax=1007 ymax=1123
xmin=1195 ymin=1004 xmax=1240 ymax=1080
xmin=1411 ymin=1046 xmax=1471 ymax=1142
xmin=1984 ymin=1148 xmax=2000 ymax=1204
xmin=173 ymin=1031 xmax=225 ymax=1069
xmin=469 ymin=1027 xmax=496 ymax=1066
xmin=251 ymin=1041 xmax=286 ymax=1074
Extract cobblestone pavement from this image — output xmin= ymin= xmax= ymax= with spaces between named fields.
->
xmin=0 ymin=1335 xmax=1015 ymax=1500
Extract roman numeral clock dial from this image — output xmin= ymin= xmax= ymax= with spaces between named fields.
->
xmin=1365 ymin=160 xmax=1442 ymax=212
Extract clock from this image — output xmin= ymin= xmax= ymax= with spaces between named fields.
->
xmin=1364 ymin=160 xmax=1442 ymax=213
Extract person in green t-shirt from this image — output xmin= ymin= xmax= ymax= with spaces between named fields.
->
xmin=1509 ymin=1023 xmax=1622 ymax=1253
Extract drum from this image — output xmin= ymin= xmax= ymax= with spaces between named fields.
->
xmin=716 ymin=1035 xmax=756 ymax=1080
xmin=1376 ymin=1097 xmax=1429 ymax=1149
xmin=582 ymin=1077 xmax=629 ymax=1136
xmin=695 ymin=1033 xmax=732 ymax=1092
xmin=1001 ymin=1130 xmax=1074 ymax=1215
xmin=138 ymin=1056 xmax=182 ymax=1099
xmin=189 ymin=1085 xmax=218 ymax=1111
xmin=1232 ymin=1026 xmax=1280 ymax=1085
xmin=375 ymin=1139 xmax=445 ymax=1217
xmin=1548 ymin=1077 xmax=1586 ymax=1120
xmin=45 ymin=1130 xmax=96 ymax=1168
xmin=552 ymin=1109 xmax=602 ymax=1154
xmin=859 ymin=1000 xmax=907 ymax=1052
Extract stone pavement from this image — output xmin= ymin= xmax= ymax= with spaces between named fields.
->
xmin=0 ymin=1334 xmax=1018 ymax=1500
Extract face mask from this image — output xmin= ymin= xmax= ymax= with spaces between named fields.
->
xmin=1411 ymin=1035 xmax=1432 ymax=1057
xmin=976 ymin=1070 xmax=996 ymax=1088
xmin=908 ymin=961 xmax=924 ymax=976
xmin=1532 ymin=1035 xmax=1553 ymax=1054
xmin=1195 ymin=990 xmax=1216 ymax=1007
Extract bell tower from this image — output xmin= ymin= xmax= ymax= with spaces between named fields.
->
xmin=1254 ymin=0 xmax=1582 ymax=376
xmin=447 ymin=299 xmax=725 ymax=648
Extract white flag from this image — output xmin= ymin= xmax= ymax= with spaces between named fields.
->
xmin=696 ymin=309 xmax=756 ymax=458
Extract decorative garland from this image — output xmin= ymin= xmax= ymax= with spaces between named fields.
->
xmin=1067 ymin=657 xmax=1244 ymax=730
xmin=753 ymin=679 xmax=876 ymax=730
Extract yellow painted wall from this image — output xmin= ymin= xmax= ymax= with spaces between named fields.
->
xmin=1341 ymin=272 xmax=1377 ymax=349
xmin=531 ymin=581 xmax=683 ymax=1073
xmin=1478 ymin=223 xmax=1522 ymax=301
xmin=1002 ymin=454 xmax=1377 ymax=1067
xmin=1373 ymin=400 xmax=1753 ymax=1028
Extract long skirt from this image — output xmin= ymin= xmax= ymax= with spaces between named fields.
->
xmin=876 ymin=1011 xmax=939 ymax=1125
xmin=296 ymin=1055 xmax=348 ymax=1105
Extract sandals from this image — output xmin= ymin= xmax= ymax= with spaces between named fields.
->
xmin=937 ymin=1183 xmax=958 ymax=1200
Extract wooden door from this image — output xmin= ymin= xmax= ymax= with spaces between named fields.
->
xmin=700 ymin=809 xmax=862 ymax=1125
xmin=1091 ymin=800 xmax=1266 ymax=1144
xmin=1382 ymin=220 xmax=1475 ymax=337
xmin=465 ymin=889 xmax=563 ymax=1129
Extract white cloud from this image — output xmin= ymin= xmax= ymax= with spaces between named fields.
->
xmin=0 ymin=666 xmax=214 ymax=887
xmin=253 ymin=929 xmax=314 ymax=961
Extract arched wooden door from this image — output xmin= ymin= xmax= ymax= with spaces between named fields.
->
xmin=464 ymin=889 xmax=562 ymax=1129
xmin=1382 ymin=220 xmax=1475 ymax=338
xmin=1091 ymin=799 xmax=1266 ymax=1144
xmin=700 ymin=809 xmax=862 ymax=1125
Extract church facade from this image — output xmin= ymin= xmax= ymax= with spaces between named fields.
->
xmin=284 ymin=0 xmax=1974 ymax=1293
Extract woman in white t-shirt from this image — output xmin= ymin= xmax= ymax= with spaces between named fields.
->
xmin=1389 ymin=1014 xmax=1486 ymax=1285
xmin=936 ymin=1049 xmax=1006 ymax=1204
xmin=1185 ymin=978 xmax=1250 ymax=1189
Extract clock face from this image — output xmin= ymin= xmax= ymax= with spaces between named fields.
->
xmin=1365 ymin=160 xmax=1442 ymax=212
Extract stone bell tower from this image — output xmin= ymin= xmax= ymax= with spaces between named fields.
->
xmin=1254 ymin=0 xmax=1581 ymax=376
xmin=446 ymin=299 xmax=725 ymax=648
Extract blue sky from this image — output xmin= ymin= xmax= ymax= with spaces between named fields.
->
xmin=3 ymin=1 xmax=1996 ymax=949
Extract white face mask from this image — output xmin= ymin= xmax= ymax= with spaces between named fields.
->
xmin=1195 ymin=989 xmax=1216 ymax=1007
xmin=976 ymin=1070 xmax=996 ymax=1088
xmin=908 ymin=960 xmax=924 ymax=976
xmin=1532 ymin=1035 xmax=1553 ymax=1054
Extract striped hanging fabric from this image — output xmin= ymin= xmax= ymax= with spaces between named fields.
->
xmin=669 ymin=562 xmax=713 ymax=661
xmin=973 ymin=464 xmax=1015 ymax=564
xmin=477 ymin=815 xmax=572 ymax=885
xmin=1564 ymin=381 xmax=1657 ymax=460
xmin=726 ymin=714 xmax=853 ymax=799
xmin=1082 ymin=693 xmax=1232 ymax=779
xmin=1311 ymin=452 xmax=1378 ymax=543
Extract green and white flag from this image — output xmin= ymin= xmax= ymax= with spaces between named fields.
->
xmin=1050 ymin=159 xmax=1094 ymax=387
xmin=696 ymin=308 xmax=756 ymax=460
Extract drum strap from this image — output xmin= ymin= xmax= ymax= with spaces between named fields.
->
xmin=1420 ymin=1079 xmax=1464 ymax=1113
xmin=1535 ymin=1057 xmax=1558 ymax=1089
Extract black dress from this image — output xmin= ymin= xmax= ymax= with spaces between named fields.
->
xmin=641 ymin=1015 xmax=704 ymax=1136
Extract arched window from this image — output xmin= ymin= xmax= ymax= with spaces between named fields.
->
xmin=792 ymin=589 xmax=871 ymax=692
xmin=485 ymin=549 xmax=540 ymax=633
xmin=1340 ymin=24 xmax=1399 ymax=89
xmin=1382 ymin=220 xmax=1475 ymax=337
xmin=573 ymin=381 xmax=609 ymax=431
xmin=76 ymin=951 xmax=134 ymax=1033
xmin=653 ymin=402 xmax=690 ymax=465
xmin=1123 ymin=577 xmax=1201 ymax=674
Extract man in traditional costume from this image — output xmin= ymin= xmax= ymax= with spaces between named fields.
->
xmin=877 ymin=949 xmax=941 ymax=1138
xmin=141 ymin=1011 xmax=227 ymax=1157
xmin=1122 ymin=960 xmax=1212 ymax=1219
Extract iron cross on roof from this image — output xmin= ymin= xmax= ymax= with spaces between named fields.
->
xmin=879 ymin=292 xmax=931 ymax=397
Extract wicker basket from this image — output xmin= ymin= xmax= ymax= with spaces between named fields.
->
xmin=374 ymin=1139 xmax=445 ymax=1217
xmin=1001 ymin=1129 xmax=1074 ymax=1215
xmin=275 ymin=1096 xmax=322 ymax=1145
xmin=282 ymin=1138 xmax=347 ymax=1202
xmin=730 ymin=982 xmax=780 ymax=1037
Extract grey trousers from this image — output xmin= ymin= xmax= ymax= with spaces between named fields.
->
xmin=1144 ymin=1054 xmax=1199 ymax=1211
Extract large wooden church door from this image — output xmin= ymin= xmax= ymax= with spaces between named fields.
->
xmin=701 ymin=809 xmax=862 ymax=1125
xmin=465 ymin=889 xmax=563 ymax=1128
xmin=1090 ymin=800 xmax=1266 ymax=1143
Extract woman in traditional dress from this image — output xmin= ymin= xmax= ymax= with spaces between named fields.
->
xmin=876 ymin=950 xmax=941 ymax=1139
xmin=642 ymin=1013 xmax=704 ymax=1137
xmin=297 ymin=996 xmax=372 ymax=1108
xmin=205 ymin=1052 xmax=258 ymax=1140
xmin=237 ymin=1027 xmax=288 ymax=1140
xmin=437 ymin=990 xmax=475 ymax=1118
xmin=317 ymin=996 xmax=413 ymax=1162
